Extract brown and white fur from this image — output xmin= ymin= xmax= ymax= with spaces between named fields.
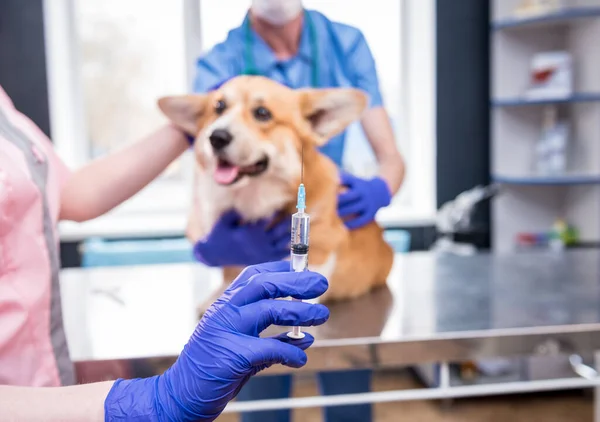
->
xmin=158 ymin=76 xmax=393 ymax=303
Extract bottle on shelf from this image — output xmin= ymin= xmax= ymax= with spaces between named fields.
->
xmin=535 ymin=105 xmax=569 ymax=175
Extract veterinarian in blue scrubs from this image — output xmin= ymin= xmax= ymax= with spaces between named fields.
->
xmin=191 ymin=1 xmax=405 ymax=421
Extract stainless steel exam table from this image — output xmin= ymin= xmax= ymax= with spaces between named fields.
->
xmin=60 ymin=249 xmax=600 ymax=417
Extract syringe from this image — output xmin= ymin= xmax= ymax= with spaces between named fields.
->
xmin=287 ymin=183 xmax=310 ymax=340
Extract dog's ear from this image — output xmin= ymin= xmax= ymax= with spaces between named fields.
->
xmin=299 ymin=88 xmax=368 ymax=145
xmin=157 ymin=95 xmax=209 ymax=136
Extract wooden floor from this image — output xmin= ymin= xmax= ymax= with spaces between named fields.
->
xmin=218 ymin=369 xmax=593 ymax=422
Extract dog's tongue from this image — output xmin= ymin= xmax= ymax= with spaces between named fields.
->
xmin=214 ymin=165 xmax=240 ymax=184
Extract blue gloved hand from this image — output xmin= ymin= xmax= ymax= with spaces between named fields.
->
xmin=193 ymin=210 xmax=291 ymax=267
xmin=104 ymin=261 xmax=329 ymax=422
xmin=337 ymin=172 xmax=391 ymax=230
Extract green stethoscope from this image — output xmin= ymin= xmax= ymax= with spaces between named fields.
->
xmin=243 ymin=11 xmax=320 ymax=87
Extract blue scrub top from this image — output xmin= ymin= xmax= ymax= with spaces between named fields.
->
xmin=193 ymin=9 xmax=383 ymax=167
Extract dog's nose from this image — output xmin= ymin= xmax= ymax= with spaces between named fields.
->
xmin=209 ymin=129 xmax=233 ymax=151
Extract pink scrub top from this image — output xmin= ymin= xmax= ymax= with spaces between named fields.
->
xmin=0 ymin=86 xmax=74 ymax=387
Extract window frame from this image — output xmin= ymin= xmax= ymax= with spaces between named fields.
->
xmin=46 ymin=0 xmax=436 ymax=241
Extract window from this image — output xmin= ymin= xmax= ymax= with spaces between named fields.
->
xmin=46 ymin=0 xmax=435 ymax=240
xmin=46 ymin=0 xmax=193 ymax=225
xmin=76 ymin=1 xmax=188 ymax=161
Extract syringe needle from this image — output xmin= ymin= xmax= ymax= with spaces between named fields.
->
xmin=301 ymin=141 xmax=304 ymax=184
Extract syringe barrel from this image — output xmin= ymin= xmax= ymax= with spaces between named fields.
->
xmin=290 ymin=211 xmax=310 ymax=272
xmin=291 ymin=211 xmax=310 ymax=254
xmin=288 ymin=208 xmax=309 ymax=340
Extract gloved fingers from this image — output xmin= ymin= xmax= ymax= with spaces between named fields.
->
xmin=263 ymin=250 xmax=290 ymax=265
xmin=339 ymin=171 xmax=357 ymax=187
xmin=273 ymin=235 xmax=291 ymax=252
xmin=229 ymin=270 xmax=328 ymax=306
xmin=344 ymin=213 xmax=371 ymax=230
xmin=231 ymin=222 xmax=286 ymax=265
xmin=239 ymin=300 xmax=329 ymax=334
xmin=249 ymin=337 xmax=309 ymax=369
xmin=338 ymin=200 xmax=366 ymax=218
xmin=267 ymin=216 xmax=292 ymax=240
xmin=192 ymin=241 xmax=218 ymax=266
xmin=269 ymin=332 xmax=315 ymax=351
xmin=370 ymin=177 xmax=393 ymax=207
xmin=228 ymin=230 xmax=260 ymax=266
xmin=239 ymin=260 xmax=291 ymax=276
xmin=227 ymin=261 xmax=291 ymax=292
xmin=218 ymin=209 xmax=243 ymax=227
xmin=337 ymin=189 xmax=362 ymax=207
xmin=253 ymin=212 xmax=288 ymax=233
xmin=247 ymin=218 xmax=271 ymax=231
xmin=270 ymin=221 xmax=291 ymax=252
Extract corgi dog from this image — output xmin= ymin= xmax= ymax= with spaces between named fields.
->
xmin=158 ymin=75 xmax=393 ymax=303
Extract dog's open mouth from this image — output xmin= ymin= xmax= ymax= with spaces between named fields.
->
xmin=214 ymin=156 xmax=270 ymax=185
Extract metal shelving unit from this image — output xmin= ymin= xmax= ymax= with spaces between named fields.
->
xmin=491 ymin=0 xmax=600 ymax=253
xmin=492 ymin=92 xmax=600 ymax=106
xmin=484 ymin=0 xmax=600 ymax=393
xmin=492 ymin=174 xmax=600 ymax=185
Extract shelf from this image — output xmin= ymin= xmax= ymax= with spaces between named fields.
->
xmin=493 ymin=174 xmax=600 ymax=185
xmin=491 ymin=0 xmax=600 ymax=253
xmin=492 ymin=93 xmax=600 ymax=107
xmin=492 ymin=7 xmax=600 ymax=30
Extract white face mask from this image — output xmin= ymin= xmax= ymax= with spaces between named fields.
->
xmin=251 ymin=0 xmax=303 ymax=26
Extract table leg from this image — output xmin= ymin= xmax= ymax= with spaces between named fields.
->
xmin=439 ymin=362 xmax=454 ymax=410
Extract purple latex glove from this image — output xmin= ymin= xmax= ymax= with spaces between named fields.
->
xmin=337 ymin=171 xmax=391 ymax=230
xmin=104 ymin=261 xmax=329 ymax=422
xmin=193 ymin=210 xmax=291 ymax=266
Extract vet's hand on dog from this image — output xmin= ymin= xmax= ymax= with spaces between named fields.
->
xmin=193 ymin=210 xmax=291 ymax=266
xmin=338 ymin=171 xmax=392 ymax=230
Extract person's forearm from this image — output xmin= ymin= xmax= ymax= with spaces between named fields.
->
xmin=378 ymin=151 xmax=405 ymax=195
xmin=361 ymin=107 xmax=405 ymax=195
xmin=0 ymin=381 xmax=113 ymax=422
xmin=60 ymin=125 xmax=190 ymax=222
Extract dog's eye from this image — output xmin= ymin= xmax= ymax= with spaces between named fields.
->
xmin=253 ymin=106 xmax=272 ymax=122
xmin=214 ymin=99 xmax=227 ymax=115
